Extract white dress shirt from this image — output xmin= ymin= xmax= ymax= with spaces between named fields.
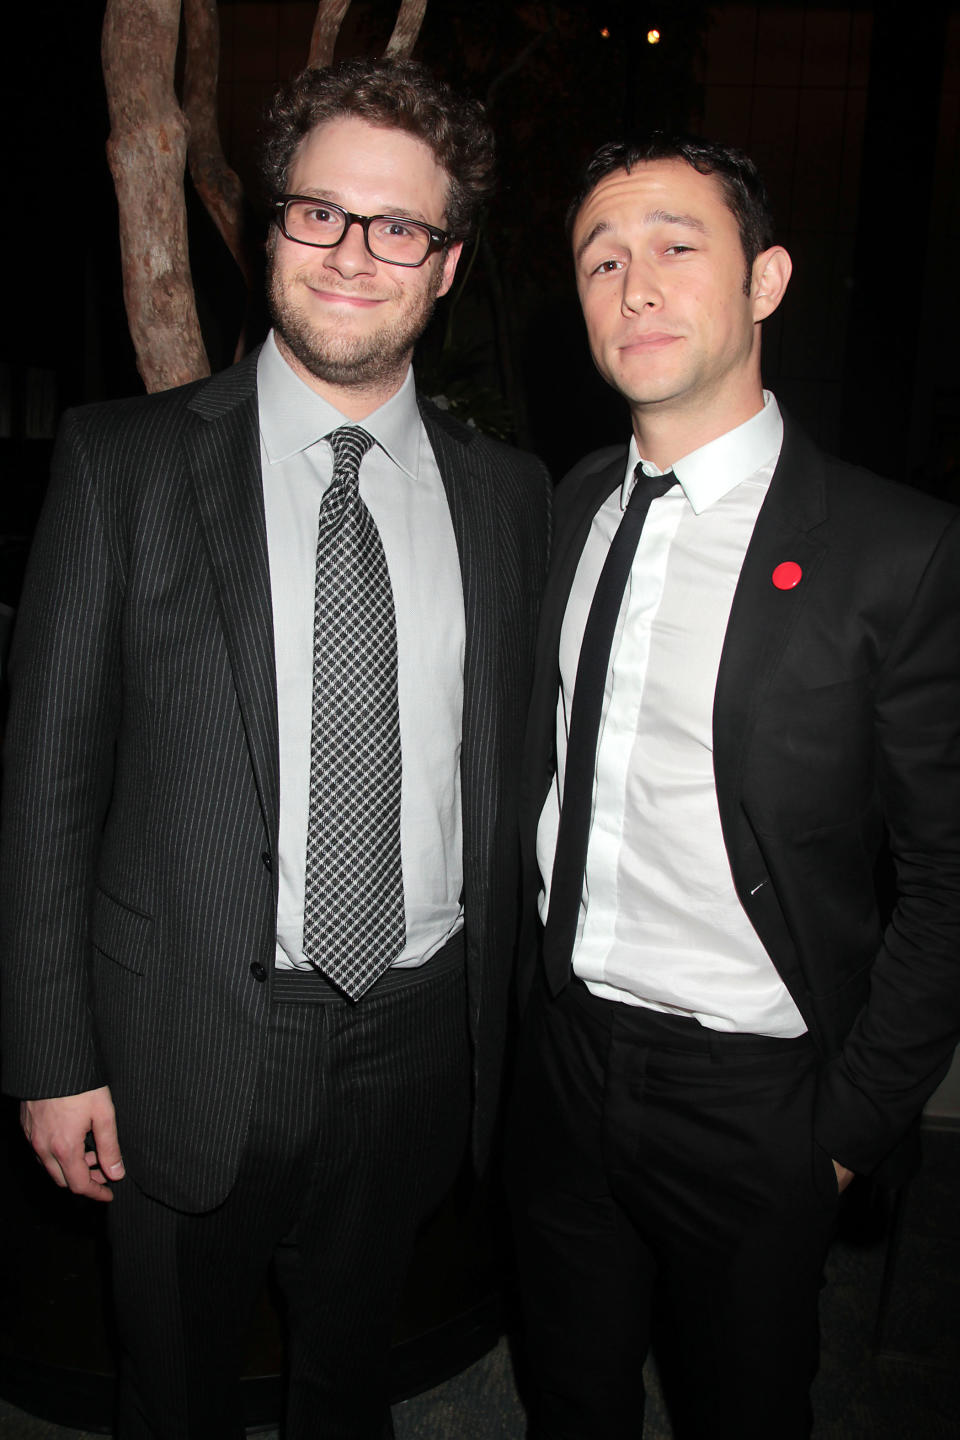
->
xmin=537 ymin=392 xmax=806 ymax=1036
xmin=258 ymin=333 xmax=465 ymax=971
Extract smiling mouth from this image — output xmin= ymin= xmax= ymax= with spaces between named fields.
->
xmin=305 ymin=285 xmax=384 ymax=308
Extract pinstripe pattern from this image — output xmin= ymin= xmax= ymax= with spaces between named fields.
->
xmin=0 ymin=351 xmax=551 ymax=1210
xmin=423 ymin=398 xmax=551 ymax=1165
xmin=110 ymin=947 xmax=469 ymax=1438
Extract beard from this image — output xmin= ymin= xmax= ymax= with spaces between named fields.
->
xmin=266 ymin=250 xmax=445 ymax=392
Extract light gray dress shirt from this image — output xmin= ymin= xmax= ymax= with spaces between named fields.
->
xmin=538 ymin=393 xmax=806 ymax=1037
xmin=257 ymin=333 xmax=465 ymax=972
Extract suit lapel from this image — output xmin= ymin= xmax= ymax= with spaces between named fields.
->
xmin=524 ymin=448 xmax=626 ymax=828
xmin=421 ymin=401 xmax=500 ymax=908
xmin=186 ymin=354 xmax=280 ymax=848
xmin=713 ymin=417 xmax=829 ymax=825
xmin=525 ymin=425 xmax=829 ymax=844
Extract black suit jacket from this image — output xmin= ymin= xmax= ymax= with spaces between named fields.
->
xmin=520 ymin=415 xmax=960 ymax=1181
xmin=0 ymin=350 xmax=550 ymax=1211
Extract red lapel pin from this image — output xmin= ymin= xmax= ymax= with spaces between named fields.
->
xmin=772 ymin=561 xmax=802 ymax=590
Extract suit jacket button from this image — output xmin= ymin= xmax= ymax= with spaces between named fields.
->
xmin=250 ymin=962 xmax=267 ymax=982
xmin=261 ymin=851 xmax=272 ymax=871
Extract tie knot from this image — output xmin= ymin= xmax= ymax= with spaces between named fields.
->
xmin=629 ymin=465 xmax=675 ymax=509
xmin=328 ymin=426 xmax=375 ymax=486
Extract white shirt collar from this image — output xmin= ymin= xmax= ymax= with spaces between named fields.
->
xmin=623 ymin=390 xmax=784 ymax=515
xmin=257 ymin=329 xmax=422 ymax=479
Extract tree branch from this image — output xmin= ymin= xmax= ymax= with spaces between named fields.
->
xmin=308 ymin=0 xmax=353 ymax=68
xmin=183 ymin=0 xmax=250 ymax=285
xmin=384 ymin=0 xmax=427 ymax=58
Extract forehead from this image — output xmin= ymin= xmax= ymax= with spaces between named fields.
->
xmin=572 ymin=158 xmax=736 ymax=252
xmin=287 ymin=115 xmax=450 ymax=218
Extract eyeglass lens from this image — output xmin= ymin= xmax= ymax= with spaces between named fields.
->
xmin=282 ymin=201 xmax=434 ymax=264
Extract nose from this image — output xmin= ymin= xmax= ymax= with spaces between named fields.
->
xmin=621 ymin=258 xmax=662 ymax=315
xmin=324 ymin=217 xmax=377 ymax=278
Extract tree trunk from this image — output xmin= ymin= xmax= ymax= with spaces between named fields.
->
xmin=102 ymin=0 xmax=210 ymax=392
xmin=384 ymin=0 xmax=427 ymax=58
xmin=183 ymin=0 xmax=249 ymax=285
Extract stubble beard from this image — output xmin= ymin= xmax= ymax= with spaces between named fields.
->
xmin=267 ymin=252 xmax=445 ymax=392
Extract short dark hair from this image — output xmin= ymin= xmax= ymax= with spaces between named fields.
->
xmin=567 ymin=135 xmax=775 ymax=291
xmin=259 ymin=58 xmax=495 ymax=242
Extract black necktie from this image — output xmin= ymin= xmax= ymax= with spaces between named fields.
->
xmin=542 ymin=467 xmax=676 ymax=996
xmin=302 ymin=426 xmax=406 ymax=999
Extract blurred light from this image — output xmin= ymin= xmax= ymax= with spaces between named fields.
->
xmin=600 ymin=27 xmax=610 ymax=38
xmin=647 ymin=29 xmax=661 ymax=44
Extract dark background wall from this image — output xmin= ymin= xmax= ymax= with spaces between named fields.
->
xmin=2 ymin=1 xmax=959 ymax=609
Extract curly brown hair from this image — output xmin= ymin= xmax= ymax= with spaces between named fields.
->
xmin=259 ymin=58 xmax=495 ymax=241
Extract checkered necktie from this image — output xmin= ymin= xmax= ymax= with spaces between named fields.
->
xmin=301 ymin=425 xmax=405 ymax=999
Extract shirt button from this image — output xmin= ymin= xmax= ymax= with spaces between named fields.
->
xmin=261 ymin=851 xmax=272 ymax=871
xmin=250 ymin=962 xmax=267 ymax=982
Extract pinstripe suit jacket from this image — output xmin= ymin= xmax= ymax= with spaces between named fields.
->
xmin=0 ymin=350 xmax=551 ymax=1211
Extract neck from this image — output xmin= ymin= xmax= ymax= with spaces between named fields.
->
xmin=630 ymin=380 xmax=766 ymax=473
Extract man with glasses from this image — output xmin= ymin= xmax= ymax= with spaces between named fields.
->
xmin=1 ymin=59 xmax=549 ymax=1439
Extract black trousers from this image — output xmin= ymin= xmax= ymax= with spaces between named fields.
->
xmin=507 ymin=976 xmax=839 ymax=1440
xmin=108 ymin=936 xmax=470 ymax=1440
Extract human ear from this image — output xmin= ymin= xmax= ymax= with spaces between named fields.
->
xmin=752 ymin=245 xmax=792 ymax=321
xmin=437 ymin=240 xmax=464 ymax=298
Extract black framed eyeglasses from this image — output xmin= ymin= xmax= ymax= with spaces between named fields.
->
xmin=273 ymin=196 xmax=449 ymax=267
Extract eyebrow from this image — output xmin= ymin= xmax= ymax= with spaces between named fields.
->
xmin=293 ymin=189 xmax=431 ymax=224
xmin=575 ymin=209 xmax=709 ymax=266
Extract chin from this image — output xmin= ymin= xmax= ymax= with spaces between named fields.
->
xmin=617 ymin=382 xmax=684 ymax=409
xmin=284 ymin=334 xmax=405 ymax=390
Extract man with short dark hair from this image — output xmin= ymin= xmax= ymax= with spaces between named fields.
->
xmin=509 ymin=135 xmax=960 ymax=1438
xmin=1 ymin=58 xmax=549 ymax=1439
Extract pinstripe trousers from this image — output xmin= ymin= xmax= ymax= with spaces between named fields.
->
xmin=108 ymin=936 xmax=469 ymax=1440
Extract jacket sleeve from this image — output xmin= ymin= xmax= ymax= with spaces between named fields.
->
xmin=1 ymin=408 xmax=123 ymax=1098
xmin=814 ymin=510 xmax=960 ymax=1173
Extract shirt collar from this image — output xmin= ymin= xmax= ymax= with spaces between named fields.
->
xmin=623 ymin=391 xmax=784 ymax=515
xmin=257 ymin=330 xmax=422 ymax=479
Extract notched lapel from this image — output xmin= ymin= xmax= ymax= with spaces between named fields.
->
xmin=538 ymin=450 xmax=626 ymax=682
xmin=186 ymin=358 xmax=280 ymax=848
xmin=713 ymin=418 xmax=829 ymax=814
xmin=424 ymin=410 xmax=500 ymax=903
xmin=524 ymin=450 xmax=626 ymax=816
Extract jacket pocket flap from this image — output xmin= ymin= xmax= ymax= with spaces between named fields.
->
xmin=91 ymin=888 xmax=154 ymax=973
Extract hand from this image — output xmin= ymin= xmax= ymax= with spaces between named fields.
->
xmin=832 ymin=1159 xmax=855 ymax=1194
xmin=21 ymin=1086 xmax=124 ymax=1203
